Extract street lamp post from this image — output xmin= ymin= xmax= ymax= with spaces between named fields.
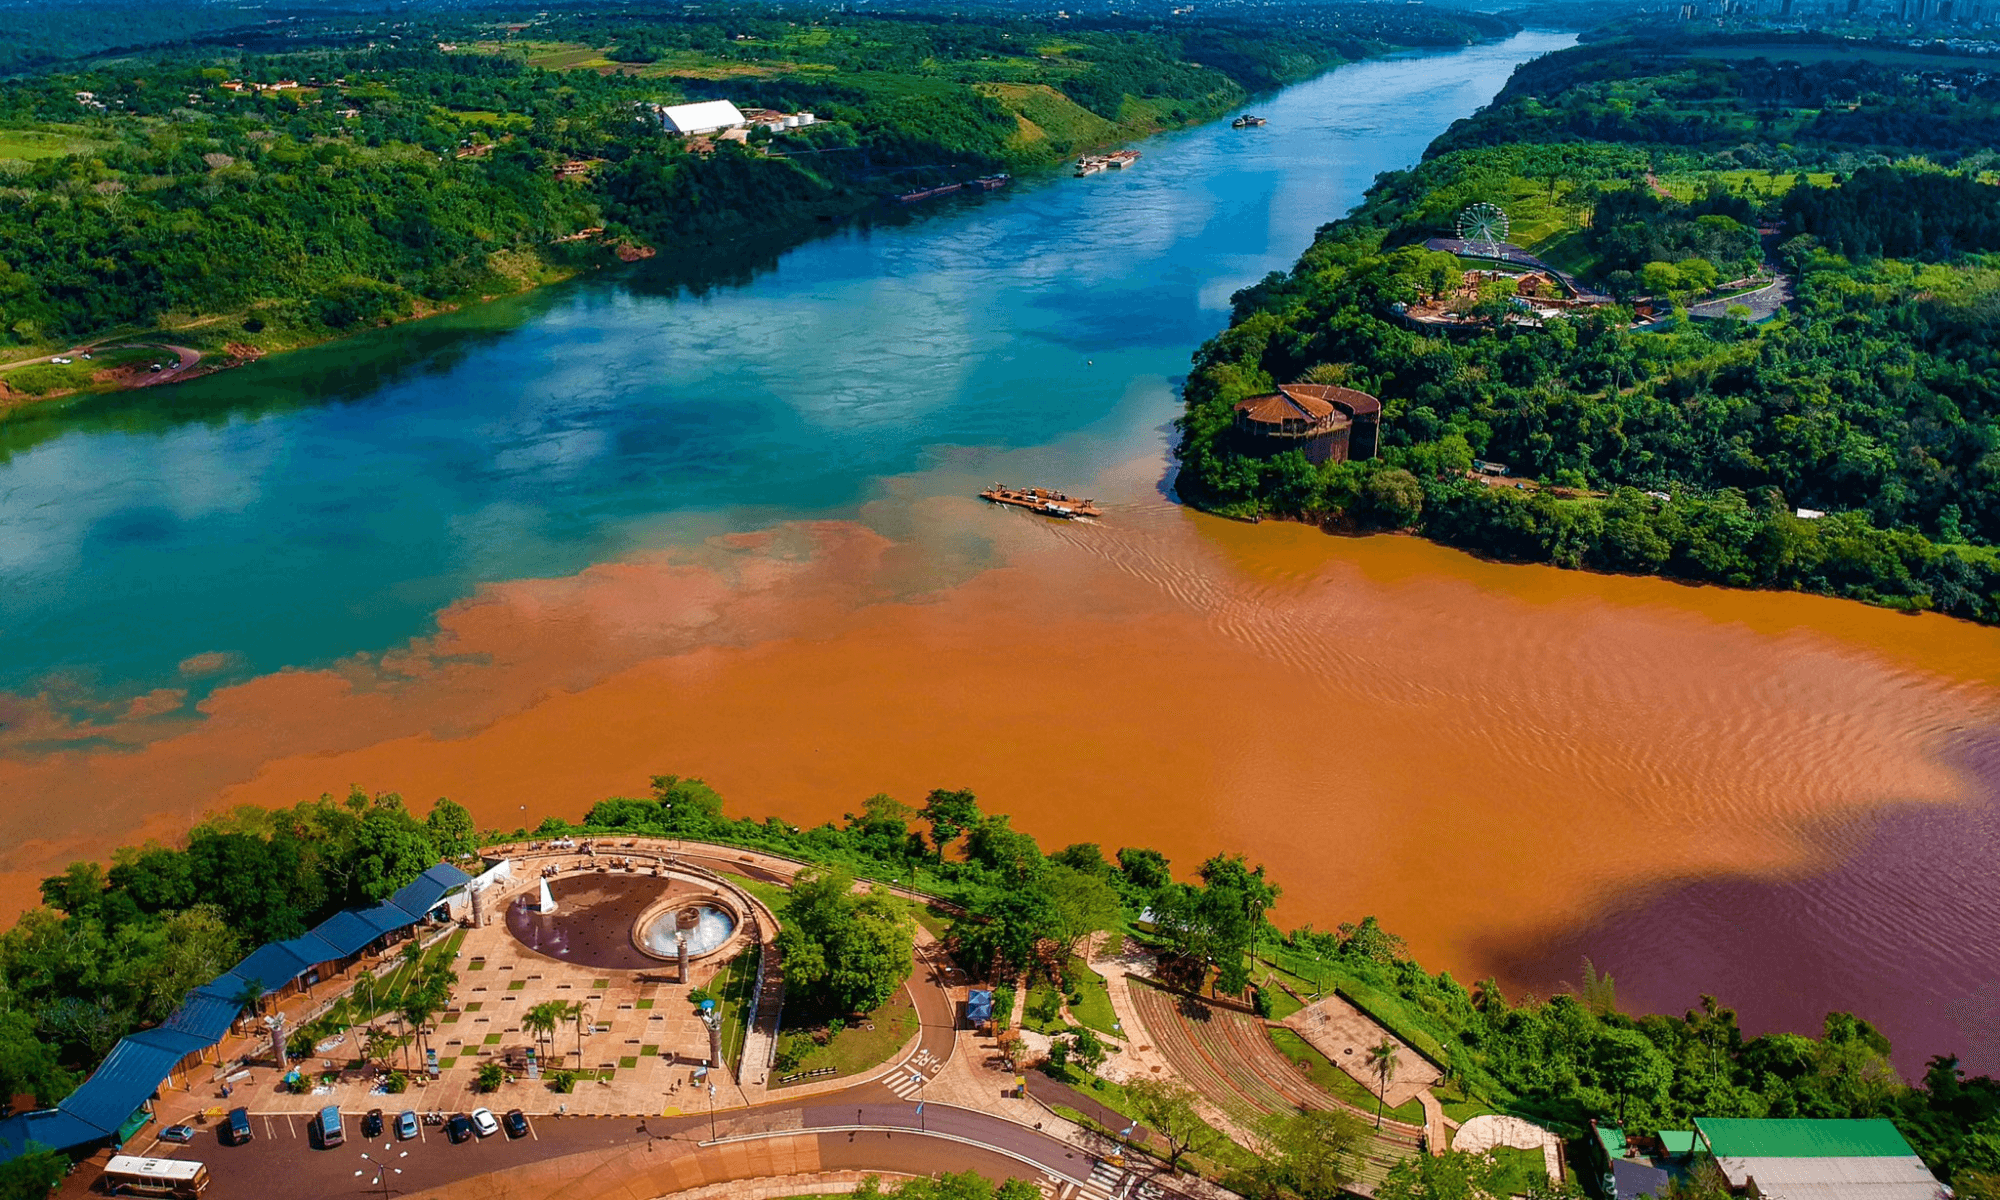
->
xmin=358 ymin=1152 xmax=404 ymax=1200
xmin=909 ymin=1070 xmax=927 ymax=1133
xmin=707 ymin=1082 xmax=717 ymax=1141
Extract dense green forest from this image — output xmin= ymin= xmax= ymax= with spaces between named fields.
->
xmin=0 ymin=2 xmax=1506 ymax=394
xmin=1176 ymin=39 xmax=2000 ymax=622
xmin=6 ymin=776 xmax=1997 ymax=1190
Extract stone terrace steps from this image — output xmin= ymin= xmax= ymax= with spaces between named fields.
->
xmin=1126 ymin=980 xmax=1421 ymax=1189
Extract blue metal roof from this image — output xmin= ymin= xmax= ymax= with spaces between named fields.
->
xmin=311 ymin=910 xmax=382 ymax=957
xmin=164 ymin=979 xmax=245 ymax=1042
xmin=123 ymin=1026 xmax=211 ymax=1059
xmin=229 ymin=942 xmax=312 ymax=994
xmin=357 ymin=902 xmax=415 ymax=935
xmin=0 ymin=1108 xmax=114 ymax=1156
xmin=966 ymin=989 xmax=994 ymax=1022
xmin=388 ymin=864 xmax=472 ymax=919
xmin=278 ymin=932 xmax=343 ymax=968
xmin=55 ymin=1039 xmax=179 ymax=1135
xmin=0 ymin=873 xmax=468 ymax=1168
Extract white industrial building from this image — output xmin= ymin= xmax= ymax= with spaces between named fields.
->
xmin=658 ymin=99 xmax=747 ymax=136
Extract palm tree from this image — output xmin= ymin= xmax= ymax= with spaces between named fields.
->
xmin=1365 ymin=1039 xmax=1400 ymax=1130
xmin=523 ymin=1002 xmax=559 ymax=1062
xmin=349 ymin=971 xmax=379 ymax=1048
xmin=401 ymin=993 xmax=440 ymax=1069
xmin=567 ymin=1001 xmax=589 ymax=1069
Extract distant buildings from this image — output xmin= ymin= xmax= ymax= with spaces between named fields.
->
xmin=1593 ymin=1117 xmax=1949 ymax=1200
xmin=1231 ymin=383 xmax=1382 ymax=465
xmin=647 ymin=99 xmax=817 ymax=137
xmin=655 ymin=99 xmax=748 ymax=136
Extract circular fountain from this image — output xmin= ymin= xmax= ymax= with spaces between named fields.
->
xmin=631 ymin=891 xmax=742 ymax=964
xmin=638 ymin=902 xmax=736 ymax=959
xmin=505 ymin=869 xmax=749 ymax=971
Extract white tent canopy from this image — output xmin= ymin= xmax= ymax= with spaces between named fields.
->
xmin=660 ymin=100 xmax=745 ymax=135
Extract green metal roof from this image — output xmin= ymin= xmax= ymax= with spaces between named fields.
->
xmin=1695 ymin=1118 xmax=1916 ymax=1159
xmin=1660 ymin=1131 xmax=1696 ymax=1156
xmin=1597 ymin=1124 xmax=1628 ymax=1159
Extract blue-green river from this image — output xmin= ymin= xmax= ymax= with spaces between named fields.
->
xmin=9 ymin=31 xmax=2000 ymax=1079
xmin=0 ymin=31 xmax=1572 ymax=697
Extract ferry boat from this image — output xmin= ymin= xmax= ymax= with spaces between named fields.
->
xmin=980 ymin=484 xmax=1102 ymax=520
xmin=1075 ymin=150 xmax=1140 ymax=176
xmin=1231 ymin=114 xmax=1267 ymax=128
xmin=970 ymin=174 xmax=1011 ymax=191
xmin=894 ymin=181 xmax=965 ymax=203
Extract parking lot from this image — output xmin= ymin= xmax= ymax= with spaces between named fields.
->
xmin=63 ymin=1111 xmax=690 ymax=1200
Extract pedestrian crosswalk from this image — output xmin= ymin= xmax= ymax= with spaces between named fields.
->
xmin=876 ymin=1047 xmax=943 ymax=1100
xmin=1082 ymin=1160 xmax=1128 ymax=1198
xmin=878 ymin=1069 xmax=926 ymax=1100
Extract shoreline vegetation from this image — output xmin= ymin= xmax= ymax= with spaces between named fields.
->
xmin=1 ymin=776 xmax=1995 ymax=1192
xmin=1175 ymin=37 xmax=2000 ymax=623
xmin=0 ymin=3 xmax=1513 ymax=411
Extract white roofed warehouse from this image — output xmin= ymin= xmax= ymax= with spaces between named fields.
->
xmin=658 ymin=99 xmax=745 ymax=135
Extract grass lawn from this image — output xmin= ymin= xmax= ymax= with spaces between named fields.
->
xmin=1022 ymin=979 xmax=1066 ymax=1035
xmin=719 ymin=869 xmax=790 ymax=915
xmin=1064 ymin=957 xmax=1122 ymax=1038
xmin=1 ymin=347 xmax=157 ymax=398
xmin=375 ymin=930 xmax=467 ymax=1010
xmin=770 ymin=987 xmax=919 ymax=1086
xmin=711 ymin=944 xmax=761 ymax=1069
xmin=1489 ymin=1145 xmax=1552 ymax=1194
xmin=913 ymin=903 xmax=953 ymax=941
xmin=1267 ymin=1028 xmax=1426 ymax=1125
xmin=0 ymin=124 xmax=111 ymax=161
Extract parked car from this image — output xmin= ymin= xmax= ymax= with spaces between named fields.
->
xmin=158 ymin=1125 xmax=195 ymax=1144
xmin=395 ymin=1111 xmax=419 ymax=1141
xmin=502 ymin=1110 xmax=528 ymax=1139
xmin=224 ymin=1107 xmax=253 ymax=1146
xmin=315 ymin=1106 xmax=344 ymax=1149
xmin=362 ymin=1109 xmax=384 ymax=1139
xmin=470 ymin=1108 xmax=499 ymax=1139
xmin=446 ymin=1114 xmax=473 ymax=1144
xmin=50 ymin=357 xmax=70 ymax=364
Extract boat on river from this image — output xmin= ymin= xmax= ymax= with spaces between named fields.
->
xmin=1232 ymin=114 xmax=1267 ymax=128
xmin=895 ymin=181 xmax=965 ymax=203
xmin=980 ymin=484 xmax=1102 ymax=519
xmin=1074 ymin=150 xmax=1140 ymax=177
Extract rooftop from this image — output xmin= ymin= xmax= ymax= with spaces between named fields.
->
xmin=1696 ymin=1118 xmax=1917 ymax=1159
xmin=1233 ymin=383 xmax=1380 ymax=427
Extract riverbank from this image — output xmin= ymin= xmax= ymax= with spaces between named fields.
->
xmin=0 ymin=6 xmax=1515 ymax=416
xmin=34 ymin=21 xmax=1997 ymax=1103
xmin=1174 ymin=37 xmax=2000 ymax=623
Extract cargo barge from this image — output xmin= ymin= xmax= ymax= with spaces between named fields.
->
xmin=980 ymin=484 xmax=1102 ymax=520
xmin=1074 ymin=150 xmax=1140 ymax=177
xmin=895 ymin=174 xmax=1010 ymax=204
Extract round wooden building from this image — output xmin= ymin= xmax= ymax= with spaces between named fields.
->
xmin=1231 ymin=383 xmax=1382 ymax=464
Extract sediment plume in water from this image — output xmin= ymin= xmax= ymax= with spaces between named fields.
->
xmin=2 ymin=479 xmax=1997 ymax=1073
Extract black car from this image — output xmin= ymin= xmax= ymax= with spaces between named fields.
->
xmin=362 ymin=1109 xmax=384 ymax=1139
xmin=502 ymin=1110 xmax=528 ymax=1139
xmin=446 ymin=1114 xmax=474 ymax=1144
xmin=224 ymin=1107 xmax=253 ymax=1146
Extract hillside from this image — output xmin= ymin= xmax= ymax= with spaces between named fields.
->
xmin=1176 ymin=38 xmax=2000 ymax=623
xmin=0 ymin=3 xmax=1510 ymax=404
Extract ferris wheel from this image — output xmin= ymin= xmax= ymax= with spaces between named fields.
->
xmin=1455 ymin=202 xmax=1511 ymax=247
